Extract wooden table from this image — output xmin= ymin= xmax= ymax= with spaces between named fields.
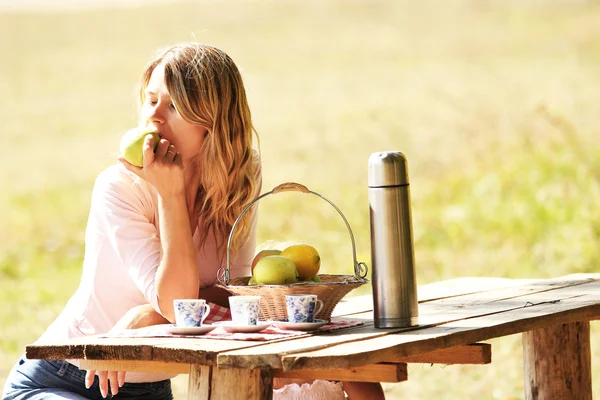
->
xmin=27 ymin=274 xmax=600 ymax=399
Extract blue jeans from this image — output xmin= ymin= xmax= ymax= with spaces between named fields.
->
xmin=2 ymin=356 xmax=173 ymax=400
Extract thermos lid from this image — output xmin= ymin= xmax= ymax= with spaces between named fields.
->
xmin=368 ymin=151 xmax=409 ymax=187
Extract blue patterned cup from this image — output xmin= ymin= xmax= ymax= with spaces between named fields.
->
xmin=285 ymin=294 xmax=324 ymax=323
xmin=173 ymin=299 xmax=211 ymax=327
xmin=229 ymin=296 xmax=262 ymax=325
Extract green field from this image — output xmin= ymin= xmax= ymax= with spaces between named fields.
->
xmin=1 ymin=0 xmax=599 ymax=398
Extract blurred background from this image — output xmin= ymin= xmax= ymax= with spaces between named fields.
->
xmin=1 ymin=0 xmax=599 ymax=398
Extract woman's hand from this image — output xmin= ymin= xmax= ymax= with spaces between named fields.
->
xmin=118 ymin=134 xmax=185 ymax=199
xmin=84 ymin=304 xmax=169 ymax=397
xmin=85 ymin=370 xmax=125 ymax=398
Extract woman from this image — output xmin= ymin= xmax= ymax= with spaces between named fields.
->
xmin=3 ymin=42 xmax=261 ymax=399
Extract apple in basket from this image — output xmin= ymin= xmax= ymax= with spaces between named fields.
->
xmin=250 ymin=256 xmax=298 ymax=285
xmin=281 ymin=244 xmax=321 ymax=282
xmin=249 ymin=244 xmax=322 ymax=285
xmin=251 ymin=249 xmax=282 ymax=274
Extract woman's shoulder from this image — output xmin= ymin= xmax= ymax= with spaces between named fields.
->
xmin=92 ymin=163 xmax=153 ymax=203
xmin=95 ymin=163 xmax=136 ymax=185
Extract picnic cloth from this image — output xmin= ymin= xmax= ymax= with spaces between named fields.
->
xmin=104 ymin=302 xmax=364 ymax=341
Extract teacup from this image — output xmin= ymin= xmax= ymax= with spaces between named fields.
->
xmin=173 ymin=299 xmax=211 ymax=327
xmin=229 ymin=296 xmax=262 ymax=325
xmin=285 ymin=294 xmax=324 ymax=323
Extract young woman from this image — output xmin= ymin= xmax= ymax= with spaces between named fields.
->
xmin=2 ymin=42 xmax=261 ymax=400
xmin=3 ymin=42 xmax=383 ymax=400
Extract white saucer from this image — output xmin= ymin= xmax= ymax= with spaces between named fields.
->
xmin=271 ymin=319 xmax=329 ymax=331
xmin=213 ymin=321 xmax=272 ymax=333
xmin=165 ymin=324 xmax=217 ymax=335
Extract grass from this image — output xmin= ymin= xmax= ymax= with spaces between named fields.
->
xmin=1 ymin=0 xmax=600 ymax=398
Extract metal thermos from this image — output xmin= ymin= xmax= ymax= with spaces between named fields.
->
xmin=368 ymin=151 xmax=419 ymax=328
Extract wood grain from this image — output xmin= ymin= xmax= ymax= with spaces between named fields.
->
xmin=211 ymin=367 xmax=273 ymax=400
xmin=188 ymin=365 xmax=273 ymax=400
xmin=218 ymin=277 xmax=600 ymax=370
xmin=278 ymin=287 xmax=600 ymax=371
xmin=523 ymin=321 xmax=591 ymax=400
xmin=78 ymin=359 xmax=406 ymax=382
xmin=331 ymin=277 xmax=535 ymax=318
xmin=392 ymin=343 xmax=491 ymax=364
xmin=25 ymin=274 xmax=600 ymax=381
xmin=276 ymin=362 xmax=407 ymax=382
xmin=27 ymin=337 xmax=263 ymax=365
xmin=78 ymin=343 xmax=488 ymax=378
xmin=188 ymin=365 xmax=211 ymax=399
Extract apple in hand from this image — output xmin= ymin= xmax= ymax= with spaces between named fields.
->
xmin=119 ymin=127 xmax=160 ymax=167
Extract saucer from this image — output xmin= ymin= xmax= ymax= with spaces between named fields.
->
xmin=213 ymin=321 xmax=272 ymax=333
xmin=271 ymin=319 xmax=329 ymax=331
xmin=165 ymin=324 xmax=217 ymax=335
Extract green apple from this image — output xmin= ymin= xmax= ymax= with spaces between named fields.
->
xmin=251 ymin=249 xmax=282 ymax=274
xmin=119 ymin=127 xmax=160 ymax=167
xmin=252 ymin=255 xmax=298 ymax=285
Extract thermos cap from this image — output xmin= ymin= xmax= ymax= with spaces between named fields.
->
xmin=368 ymin=151 xmax=409 ymax=187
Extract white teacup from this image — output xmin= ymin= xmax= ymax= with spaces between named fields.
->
xmin=173 ymin=299 xmax=211 ymax=327
xmin=285 ymin=294 xmax=324 ymax=323
xmin=229 ymin=296 xmax=262 ymax=325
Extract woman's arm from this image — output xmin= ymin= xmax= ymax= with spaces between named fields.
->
xmin=154 ymin=192 xmax=199 ymax=321
xmin=117 ymin=135 xmax=199 ymax=322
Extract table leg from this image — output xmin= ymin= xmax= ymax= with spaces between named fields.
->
xmin=522 ymin=321 xmax=591 ymax=400
xmin=188 ymin=364 xmax=274 ymax=400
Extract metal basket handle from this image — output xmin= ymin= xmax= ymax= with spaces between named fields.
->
xmin=217 ymin=182 xmax=369 ymax=285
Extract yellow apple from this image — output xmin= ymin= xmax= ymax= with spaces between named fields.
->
xmin=280 ymin=244 xmax=321 ymax=281
xmin=252 ymin=255 xmax=298 ymax=285
xmin=120 ymin=127 xmax=160 ymax=167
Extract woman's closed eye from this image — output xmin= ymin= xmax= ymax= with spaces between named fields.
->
xmin=146 ymin=99 xmax=176 ymax=110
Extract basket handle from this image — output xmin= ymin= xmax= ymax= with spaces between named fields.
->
xmin=217 ymin=182 xmax=369 ymax=285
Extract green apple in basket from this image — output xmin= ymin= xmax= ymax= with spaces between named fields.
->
xmin=251 ymin=256 xmax=298 ymax=285
xmin=120 ymin=127 xmax=160 ymax=167
xmin=251 ymin=249 xmax=282 ymax=274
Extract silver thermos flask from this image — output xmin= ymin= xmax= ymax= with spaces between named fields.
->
xmin=369 ymin=151 xmax=419 ymax=328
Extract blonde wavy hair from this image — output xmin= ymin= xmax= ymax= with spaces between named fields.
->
xmin=138 ymin=42 xmax=261 ymax=258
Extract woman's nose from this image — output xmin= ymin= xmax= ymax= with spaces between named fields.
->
xmin=148 ymin=102 xmax=167 ymax=124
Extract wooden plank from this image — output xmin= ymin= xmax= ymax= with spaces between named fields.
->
xmin=332 ymin=277 xmax=535 ymax=318
xmin=218 ymin=277 xmax=600 ymax=370
xmin=27 ymin=337 xmax=264 ymax=365
xmin=78 ymin=343 xmax=490 ymax=374
xmin=417 ymin=277 xmax=536 ymax=303
xmin=188 ymin=365 xmax=273 ymax=400
xmin=79 ymin=359 xmax=189 ymax=374
xmin=78 ymin=359 xmax=406 ymax=383
xmin=392 ymin=343 xmax=491 ymax=365
xmin=523 ymin=321 xmax=591 ymax=400
xmin=278 ymin=287 xmax=600 ymax=371
xmin=188 ymin=365 xmax=211 ymax=399
xmin=208 ymin=367 xmax=273 ymax=400
xmin=25 ymin=275 xmax=600 ymax=368
xmin=275 ymin=362 xmax=407 ymax=383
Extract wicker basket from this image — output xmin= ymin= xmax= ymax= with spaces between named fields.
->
xmin=216 ymin=182 xmax=369 ymax=321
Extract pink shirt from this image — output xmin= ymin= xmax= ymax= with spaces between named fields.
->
xmin=36 ymin=164 xmax=257 ymax=382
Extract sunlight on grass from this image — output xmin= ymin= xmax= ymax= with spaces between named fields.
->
xmin=1 ymin=0 xmax=600 ymax=398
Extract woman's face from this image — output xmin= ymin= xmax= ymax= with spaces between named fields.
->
xmin=141 ymin=63 xmax=207 ymax=162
